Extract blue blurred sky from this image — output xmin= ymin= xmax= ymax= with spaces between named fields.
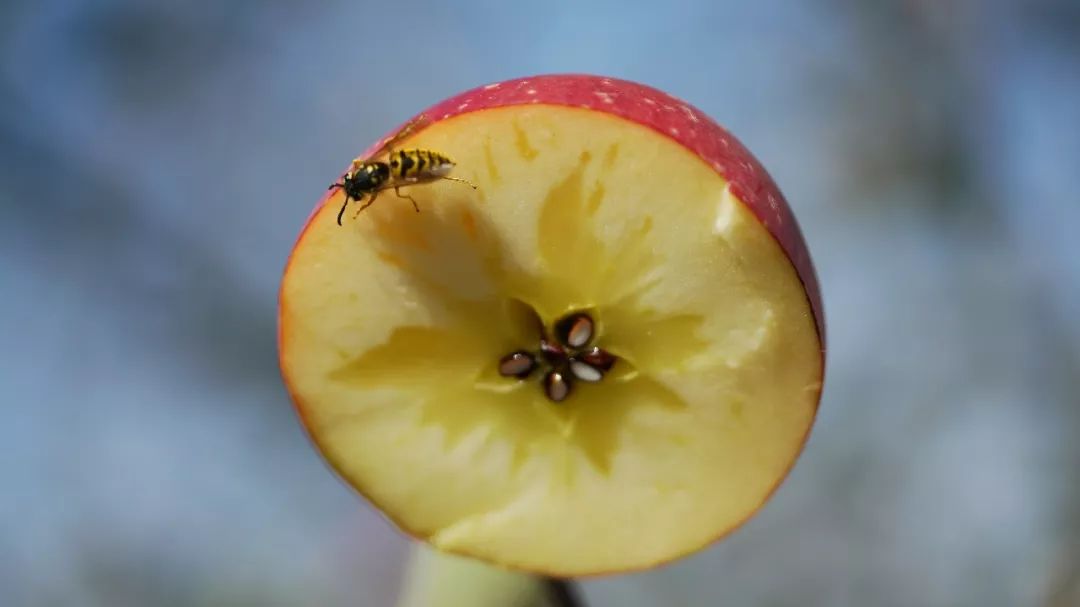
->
xmin=2 ymin=1 xmax=1079 ymax=605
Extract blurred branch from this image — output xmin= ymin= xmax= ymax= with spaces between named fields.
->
xmin=544 ymin=579 xmax=585 ymax=607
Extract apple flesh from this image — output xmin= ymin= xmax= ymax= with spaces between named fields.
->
xmin=279 ymin=75 xmax=825 ymax=576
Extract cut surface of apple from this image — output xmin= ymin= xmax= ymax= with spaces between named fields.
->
xmin=279 ymin=75 xmax=824 ymax=576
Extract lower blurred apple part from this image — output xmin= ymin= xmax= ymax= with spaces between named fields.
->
xmin=396 ymin=547 xmax=582 ymax=607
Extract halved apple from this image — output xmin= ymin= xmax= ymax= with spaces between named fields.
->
xmin=279 ymin=75 xmax=825 ymax=576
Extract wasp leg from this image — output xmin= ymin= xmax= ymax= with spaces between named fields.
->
xmin=393 ymin=186 xmax=420 ymax=212
xmin=353 ymin=190 xmax=382 ymax=218
xmin=438 ymin=175 xmax=479 ymax=189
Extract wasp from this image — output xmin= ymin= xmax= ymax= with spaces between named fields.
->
xmin=328 ymin=113 xmax=477 ymax=225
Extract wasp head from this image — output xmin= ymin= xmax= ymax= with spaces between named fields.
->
xmin=341 ymin=161 xmax=390 ymax=200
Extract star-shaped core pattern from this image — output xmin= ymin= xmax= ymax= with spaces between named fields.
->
xmin=497 ymin=311 xmax=619 ymax=402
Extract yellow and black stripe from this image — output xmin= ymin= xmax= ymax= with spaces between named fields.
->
xmin=389 ymin=149 xmax=453 ymax=180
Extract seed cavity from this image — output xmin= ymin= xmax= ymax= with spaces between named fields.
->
xmin=555 ymin=313 xmax=594 ymax=348
xmin=498 ymin=351 xmax=536 ymax=379
xmin=569 ymin=360 xmax=603 ymax=382
xmin=544 ymin=371 xmax=571 ymax=402
xmin=496 ymin=309 xmax=619 ymax=402
xmin=539 ymin=338 xmax=568 ymax=366
xmin=579 ymin=347 xmax=616 ymax=373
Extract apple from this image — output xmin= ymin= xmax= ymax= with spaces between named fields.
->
xmin=279 ymin=74 xmax=825 ymax=577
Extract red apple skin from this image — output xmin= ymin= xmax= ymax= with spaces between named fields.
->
xmin=279 ymin=74 xmax=826 ymax=576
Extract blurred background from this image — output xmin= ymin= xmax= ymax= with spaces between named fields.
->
xmin=2 ymin=0 xmax=1078 ymax=605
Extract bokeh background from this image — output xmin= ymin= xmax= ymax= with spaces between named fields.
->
xmin=3 ymin=1 xmax=1079 ymax=605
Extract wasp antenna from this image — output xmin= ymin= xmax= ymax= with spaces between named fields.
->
xmin=441 ymin=176 xmax=479 ymax=189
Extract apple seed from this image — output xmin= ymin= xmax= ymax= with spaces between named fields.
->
xmin=498 ymin=351 xmax=537 ymax=379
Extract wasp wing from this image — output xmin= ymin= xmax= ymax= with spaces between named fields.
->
xmin=362 ymin=113 xmax=432 ymax=161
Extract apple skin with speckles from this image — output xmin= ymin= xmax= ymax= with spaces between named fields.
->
xmin=320 ymin=74 xmax=824 ymax=343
